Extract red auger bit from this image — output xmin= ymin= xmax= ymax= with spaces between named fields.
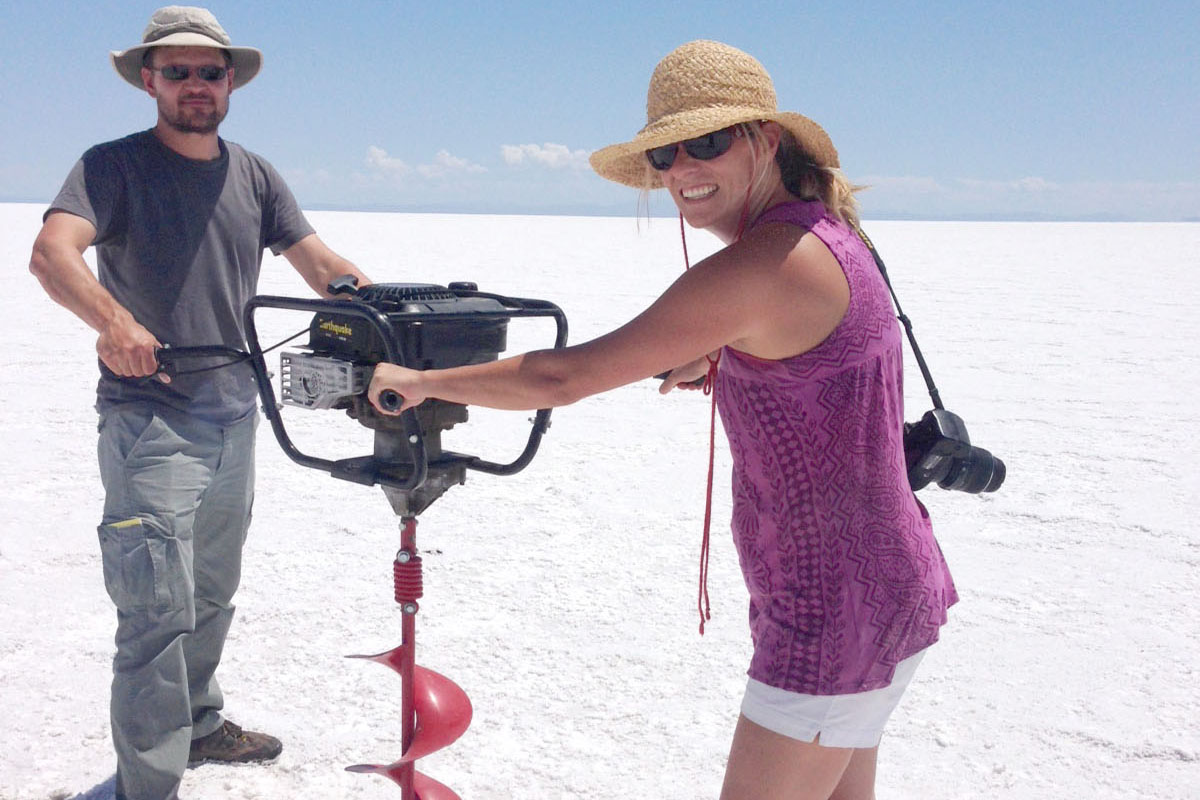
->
xmin=346 ymin=517 xmax=473 ymax=799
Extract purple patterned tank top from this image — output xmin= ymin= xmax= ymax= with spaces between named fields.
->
xmin=714 ymin=200 xmax=958 ymax=695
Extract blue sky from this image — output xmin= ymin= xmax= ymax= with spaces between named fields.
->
xmin=2 ymin=0 xmax=1197 ymax=220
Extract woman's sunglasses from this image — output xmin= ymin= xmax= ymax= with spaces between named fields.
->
xmin=150 ymin=65 xmax=230 ymax=82
xmin=645 ymin=127 xmax=739 ymax=171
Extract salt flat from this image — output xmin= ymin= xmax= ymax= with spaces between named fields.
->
xmin=1 ymin=203 xmax=1196 ymax=799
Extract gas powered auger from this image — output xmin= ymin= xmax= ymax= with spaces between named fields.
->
xmin=162 ymin=277 xmax=567 ymax=799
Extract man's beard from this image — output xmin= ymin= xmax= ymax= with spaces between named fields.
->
xmin=159 ymin=95 xmax=228 ymax=135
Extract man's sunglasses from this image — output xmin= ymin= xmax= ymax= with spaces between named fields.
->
xmin=645 ymin=127 xmax=739 ymax=171
xmin=150 ymin=65 xmax=230 ymax=82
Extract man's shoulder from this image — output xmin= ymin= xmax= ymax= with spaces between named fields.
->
xmin=220 ymin=139 xmax=294 ymax=197
xmin=221 ymin=139 xmax=277 ymax=171
xmin=82 ymin=129 xmax=157 ymax=160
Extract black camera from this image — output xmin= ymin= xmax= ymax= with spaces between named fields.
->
xmin=903 ymin=409 xmax=1005 ymax=494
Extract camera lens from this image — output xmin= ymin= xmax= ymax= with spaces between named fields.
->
xmin=937 ymin=446 xmax=1006 ymax=493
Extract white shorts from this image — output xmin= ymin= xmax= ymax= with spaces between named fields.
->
xmin=739 ymin=649 xmax=928 ymax=749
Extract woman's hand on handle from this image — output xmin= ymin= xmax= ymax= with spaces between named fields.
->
xmin=368 ymin=363 xmax=426 ymax=415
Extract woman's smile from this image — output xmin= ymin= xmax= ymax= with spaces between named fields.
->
xmin=680 ymin=183 xmax=718 ymax=200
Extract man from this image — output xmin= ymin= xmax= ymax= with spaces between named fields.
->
xmin=28 ymin=7 xmax=370 ymax=799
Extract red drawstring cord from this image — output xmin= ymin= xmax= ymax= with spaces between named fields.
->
xmin=679 ymin=211 xmax=690 ymax=267
xmin=678 ymin=177 xmax=753 ymax=635
xmin=679 ymin=209 xmax=737 ymax=635
xmin=697 ymin=352 xmax=720 ymax=634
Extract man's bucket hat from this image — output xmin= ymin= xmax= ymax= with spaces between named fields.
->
xmin=590 ymin=40 xmax=839 ymax=189
xmin=110 ymin=6 xmax=262 ymax=90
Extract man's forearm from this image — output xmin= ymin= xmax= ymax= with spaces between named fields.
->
xmin=30 ymin=236 xmax=129 ymax=334
xmin=282 ymin=234 xmax=371 ymax=297
xmin=30 ymin=225 xmax=162 ymax=377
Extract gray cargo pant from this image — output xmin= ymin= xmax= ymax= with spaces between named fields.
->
xmin=97 ymin=404 xmax=257 ymax=800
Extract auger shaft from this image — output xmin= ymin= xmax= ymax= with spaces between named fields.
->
xmin=397 ymin=516 xmax=422 ymax=797
xmin=346 ymin=515 xmax=472 ymax=799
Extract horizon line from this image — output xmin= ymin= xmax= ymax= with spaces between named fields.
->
xmin=1 ymin=198 xmax=1195 ymax=224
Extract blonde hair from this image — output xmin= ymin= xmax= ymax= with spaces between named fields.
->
xmin=772 ymin=127 xmax=863 ymax=227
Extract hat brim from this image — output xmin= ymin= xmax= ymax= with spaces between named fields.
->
xmin=110 ymin=33 xmax=262 ymax=91
xmin=590 ymin=109 xmax=839 ymax=189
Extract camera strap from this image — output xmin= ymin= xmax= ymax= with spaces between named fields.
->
xmin=850 ymin=222 xmax=945 ymax=412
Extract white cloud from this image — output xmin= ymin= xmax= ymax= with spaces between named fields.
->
xmin=859 ymin=174 xmax=1061 ymax=198
xmin=416 ymin=150 xmax=487 ymax=178
xmin=958 ymin=176 xmax=1060 ymax=193
xmin=857 ymin=175 xmax=947 ymax=193
xmin=502 ymin=143 xmax=592 ymax=169
xmin=855 ymin=173 xmax=1200 ymax=220
xmin=364 ymin=146 xmax=486 ymax=182
xmin=365 ymin=145 xmax=410 ymax=175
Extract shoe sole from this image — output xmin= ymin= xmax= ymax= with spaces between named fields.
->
xmin=187 ymin=753 xmax=282 ymax=769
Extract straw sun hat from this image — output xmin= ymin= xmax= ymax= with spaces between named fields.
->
xmin=110 ymin=6 xmax=262 ymax=90
xmin=589 ymin=40 xmax=839 ymax=189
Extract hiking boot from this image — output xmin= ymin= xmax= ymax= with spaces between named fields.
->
xmin=188 ymin=720 xmax=282 ymax=767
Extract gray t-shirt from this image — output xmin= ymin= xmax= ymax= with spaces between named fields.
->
xmin=49 ymin=129 xmax=315 ymax=423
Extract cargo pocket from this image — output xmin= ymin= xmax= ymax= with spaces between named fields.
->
xmin=97 ymin=517 xmax=184 ymax=613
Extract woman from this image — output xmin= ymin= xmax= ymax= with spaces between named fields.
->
xmin=369 ymin=40 xmax=957 ymax=800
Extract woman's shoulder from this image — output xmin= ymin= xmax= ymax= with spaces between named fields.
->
xmin=707 ymin=206 xmax=850 ymax=361
xmin=744 ymin=209 xmax=848 ymax=295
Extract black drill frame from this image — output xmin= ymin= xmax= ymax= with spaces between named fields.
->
xmin=238 ymin=288 xmax=568 ymax=492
